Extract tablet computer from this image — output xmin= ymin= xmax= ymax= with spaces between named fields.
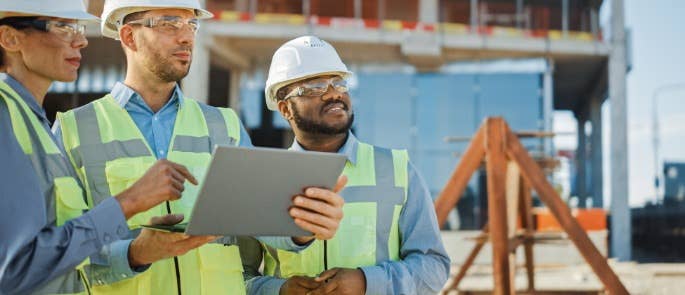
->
xmin=143 ymin=145 xmax=347 ymax=237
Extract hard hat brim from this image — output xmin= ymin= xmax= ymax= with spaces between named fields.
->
xmin=0 ymin=10 xmax=99 ymax=21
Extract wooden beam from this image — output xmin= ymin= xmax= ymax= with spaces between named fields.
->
xmin=505 ymin=124 xmax=629 ymax=295
xmin=447 ymin=224 xmax=489 ymax=291
xmin=506 ymin=162 xmax=521 ymax=238
xmin=485 ymin=118 xmax=514 ymax=295
xmin=434 ymin=125 xmax=486 ymax=226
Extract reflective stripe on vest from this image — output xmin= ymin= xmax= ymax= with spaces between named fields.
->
xmin=263 ymin=141 xmax=409 ymax=278
xmin=57 ymin=94 xmax=245 ymax=295
xmin=0 ymin=82 xmax=89 ymax=295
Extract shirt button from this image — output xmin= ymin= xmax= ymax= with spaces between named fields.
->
xmin=121 ymin=274 xmax=127 ymax=278
xmin=103 ymin=233 xmax=111 ymax=243
xmin=153 ymin=116 xmax=158 ymax=121
xmin=117 ymin=226 xmax=127 ymax=237
xmin=159 ymin=150 xmax=165 ymax=155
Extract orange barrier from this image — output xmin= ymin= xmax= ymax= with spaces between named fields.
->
xmin=536 ymin=208 xmax=607 ymax=231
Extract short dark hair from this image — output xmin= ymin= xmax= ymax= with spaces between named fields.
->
xmin=0 ymin=17 xmax=40 ymax=68
xmin=276 ymin=87 xmax=289 ymax=101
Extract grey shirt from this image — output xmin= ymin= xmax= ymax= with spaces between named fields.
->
xmin=0 ymin=74 xmax=129 ymax=294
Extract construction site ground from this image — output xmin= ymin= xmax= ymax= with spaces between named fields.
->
xmin=441 ymin=231 xmax=685 ymax=294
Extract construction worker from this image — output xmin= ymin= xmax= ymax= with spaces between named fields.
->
xmin=0 ymin=1 xmax=213 ymax=294
xmin=53 ymin=1 xmax=345 ymax=294
xmin=242 ymin=35 xmax=450 ymax=294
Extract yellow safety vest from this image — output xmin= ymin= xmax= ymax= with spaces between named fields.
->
xmin=57 ymin=94 xmax=246 ymax=295
xmin=0 ymin=81 xmax=90 ymax=294
xmin=262 ymin=141 xmax=408 ymax=277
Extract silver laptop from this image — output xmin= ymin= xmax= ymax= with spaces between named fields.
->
xmin=143 ymin=145 xmax=347 ymax=237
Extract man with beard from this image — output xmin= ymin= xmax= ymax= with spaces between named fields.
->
xmin=241 ymin=36 xmax=450 ymax=295
xmin=52 ymin=2 xmax=346 ymax=294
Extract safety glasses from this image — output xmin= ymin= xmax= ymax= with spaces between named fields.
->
xmin=283 ymin=76 xmax=349 ymax=101
xmin=0 ymin=17 xmax=86 ymax=43
xmin=126 ymin=16 xmax=200 ymax=35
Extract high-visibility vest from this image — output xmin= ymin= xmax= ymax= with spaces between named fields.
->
xmin=0 ymin=81 xmax=90 ymax=294
xmin=262 ymin=141 xmax=408 ymax=278
xmin=57 ymin=94 xmax=246 ymax=295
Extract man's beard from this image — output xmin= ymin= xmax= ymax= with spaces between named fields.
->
xmin=291 ymin=101 xmax=354 ymax=135
xmin=142 ymin=41 xmax=191 ymax=82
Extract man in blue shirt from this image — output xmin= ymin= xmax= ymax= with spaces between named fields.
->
xmin=0 ymin=2 xmax=212 ymax=294
xmin=243 ymin=36 xmax=450 ymax=295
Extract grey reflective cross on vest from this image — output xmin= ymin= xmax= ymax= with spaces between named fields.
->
xmin=340 ymin=147 xmax=405 ymax=263
xmin=70 ymin=101 xmax=236 ymax=206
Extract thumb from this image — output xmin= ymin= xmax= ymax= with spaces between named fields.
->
xmin=314 ymin=268 xmax=340 ymax=282
xmin=332 ymin=175 xmax=348 ymax=193
xmin=149 ymin=213 xmax=185 ymax=225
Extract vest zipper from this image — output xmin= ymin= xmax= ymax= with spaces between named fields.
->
xmin=79 ymin=269 xmax=92 ymax=295
xmin=166 ymin=201 xmax=182 ymax=295
xmin=323 ymin=240 xmax=328 ymax=270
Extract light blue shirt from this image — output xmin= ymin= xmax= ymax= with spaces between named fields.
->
xmin=0 ymin=74 xmax=130 ymax=294
xmin=53 ymin=82 xmax=307 ymax=286
xmin=245 ymin=132 xmax=451 ymax=295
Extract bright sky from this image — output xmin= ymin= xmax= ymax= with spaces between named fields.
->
xmin=554 ymin=0 xmax=685 ymax=208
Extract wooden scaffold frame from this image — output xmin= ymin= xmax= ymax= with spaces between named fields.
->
xmin=435 ymin=117 xmax=628 ymax=295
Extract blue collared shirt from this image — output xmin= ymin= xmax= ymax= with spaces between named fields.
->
xmin=53 ymin=82 xmax=306 ymax=285
xmin=245 ymin=132 xmax=451 ymax=295
xmin=0 ymin=74 xmax=129 ymax=294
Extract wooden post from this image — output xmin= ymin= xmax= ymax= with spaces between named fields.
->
xmin=518 ymin=178 xmax=535 ymax=292
xmin=505 ymin=162 xmax=521 ymax=288
xmin=485 ymin=118 xmax=514 ymax=295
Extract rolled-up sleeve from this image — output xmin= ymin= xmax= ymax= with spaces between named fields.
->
xmin=359 ymin=161 xmax=450 ymax=295
xmin=0 ymin=102 xmax=130 ymax=294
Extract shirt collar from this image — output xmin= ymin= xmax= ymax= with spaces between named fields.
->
xmin=289 ymin=131 xmax=359 ymax=165
xmin=110 ymin=81 xmax=184 ymax=109
xmin=0 ymin=74 xmax=49 ymax=124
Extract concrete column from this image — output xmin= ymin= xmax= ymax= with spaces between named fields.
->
xmin=235 ymin=0 xmax=248 ymax=12
xmin=543 ymin=59 xmax=555 ymax=156
xmin=182 ymin=30 xmax=210 ymax=103
xmin=562 ymin=0 xmax=569 ymax=38
xmin=609 ymin=0 xmax=631 ymax=261
xmin=418 ymin=0 xmax=439 ymax=23
xmin=590 ymin=7 xmax=599 ymax=40
xmin=249 ymin=0 xmax=257 ymax=16
xmin=378 ymin=0 xmax=385 ymax=21
xmin=516 ymin=0 xmax=523 ymax=28
xmin=303 ymin=0 xmax=310 ymax=16
xmin=590 ymin=95 xmax=604 ymax=208
xmin=576 ymin=112 xmax=588 ymax=207
xmin=229 ymin=69 xmax=242 ymax=112
xmin=470 ymin=0 xmax=479 ymax=33
xmin=354 ymin=0 xmax=362 ymax=18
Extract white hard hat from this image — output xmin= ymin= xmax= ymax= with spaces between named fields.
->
xmin=0 ymin=0 xmax=98 ymax=21
xmin=264 ymin=36 xmax=353 ymax=111
xmin=101 ymin=0 xmax=213 ymax=39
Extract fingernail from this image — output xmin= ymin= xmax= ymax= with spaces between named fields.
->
xmin=306 ymin=188 xmax=315 ymax=195
xmin=294 ymin=197 xmax=304 ymax=205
